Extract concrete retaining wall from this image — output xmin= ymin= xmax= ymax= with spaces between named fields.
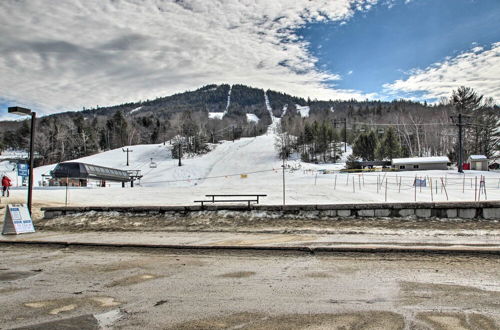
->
xmin=42 ymin=201 xmax=500 ymax=220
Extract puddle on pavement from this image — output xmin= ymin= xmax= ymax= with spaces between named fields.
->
xmin=23 ymin=296 xmax=121 ymax=315
xmin=0 ymin=271 xmax=39 ymax=281
xmin=0 ymin=287 xmax=27 ymax=294
xmin=219 ymin=271 xmax=256 ymax=278
xmin=106 ymin=273 xmax=160 ymax=287
xmin=164 ymin=311 xmax=405 ymax=330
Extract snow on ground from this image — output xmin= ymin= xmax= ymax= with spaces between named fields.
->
xmin=264 ymin=91 xmax=279 ymax=124
xmin=2 ymin=118 xmax=499 ymax=207
xmin=209 ymin=112 xmax=224 ymax=120
xmin=0 ymin=150 xmax=28 ymax=160
xmin=281 ymin=104 xmax=288 ymax=117
xmin=246 ymin=113 xmax=259 ymax=123
xmin=222 ymin=85 xmax=232 ymax=117
xmin=295 ymin=104 xmax=310 ymax=118
xmin=129 ymin=106 xmax=142 ymax=115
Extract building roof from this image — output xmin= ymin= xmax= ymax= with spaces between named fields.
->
xmin=468 ymin=155 xmax=488 ymax=160
xmin=392 ymin=156 xmax=450 ymax=165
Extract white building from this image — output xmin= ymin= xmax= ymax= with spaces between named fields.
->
xmin=391 ymin=156 xmax=450 ymax=171
xmin=467 ymin=155 xmax=488 ymax=171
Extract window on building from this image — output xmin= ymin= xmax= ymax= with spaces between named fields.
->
xmin=413 ymin=165 xmax=419 ymax=169
xmin=399 ymin=165 xmax=405 ymax=169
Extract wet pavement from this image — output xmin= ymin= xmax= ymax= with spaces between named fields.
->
xmin=1 ymin=245 xmax=499 ymax=329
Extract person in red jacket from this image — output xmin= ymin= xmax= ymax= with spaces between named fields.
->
xmin=2 ymin=175 xmax=12 ymax=197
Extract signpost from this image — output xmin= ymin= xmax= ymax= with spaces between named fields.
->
xmin=17 ymin=163 xmax=29 ymax=177
xmin=2 ymin=204 xmax=35 ymax=235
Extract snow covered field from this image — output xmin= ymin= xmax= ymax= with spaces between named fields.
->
xmin=1 ymin=120 xmax=499 ymax=207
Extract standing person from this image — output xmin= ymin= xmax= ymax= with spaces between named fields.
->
xmin=2 ymin=175 xmax=12 ymax=197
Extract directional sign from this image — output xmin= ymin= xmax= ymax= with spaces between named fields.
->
xmin=17 ymin=163 xmax=29 ymax=177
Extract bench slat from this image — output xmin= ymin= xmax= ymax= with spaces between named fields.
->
xmin=195 ymin=200 xmax=258 ymax=203
xmin=205 ymin=195 xmax=266 ymax=197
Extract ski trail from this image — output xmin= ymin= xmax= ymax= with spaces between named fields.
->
xmin=222 ymin=85 xmax=232 ymax=117
xmin=264 ymin=91 xmax=280 ymax=133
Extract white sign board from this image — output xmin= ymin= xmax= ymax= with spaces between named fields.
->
xmin=2 ymin=204 xmax=35 ymax=235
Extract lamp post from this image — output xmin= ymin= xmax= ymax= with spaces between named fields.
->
xmin=8 ymin=107 xmax=36 ymax=215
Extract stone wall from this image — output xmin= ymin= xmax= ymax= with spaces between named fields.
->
xmin=42 ymin=201 xmax=500 ymax=220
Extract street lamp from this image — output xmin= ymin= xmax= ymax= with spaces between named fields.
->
xmin=8 ymin=106 xmax=36 ymax=215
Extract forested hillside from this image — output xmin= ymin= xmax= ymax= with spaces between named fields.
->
xmin=1 ymin=84 xmax=498 ymax=166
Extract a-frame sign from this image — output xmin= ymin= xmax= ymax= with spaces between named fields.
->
xmin=2 ymin=204 xmax=35 ymax=235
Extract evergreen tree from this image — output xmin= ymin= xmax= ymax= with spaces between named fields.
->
xmin=375 ymin=127 xmax=401 ymax=160
xmin=353 ymin=130 xmax=377 ymax=161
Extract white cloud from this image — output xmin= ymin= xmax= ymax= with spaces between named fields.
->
xmin=0 ymin=0 xmax=380 ymax=117
xmin=384 ymin=42 xmax=500 ymax=103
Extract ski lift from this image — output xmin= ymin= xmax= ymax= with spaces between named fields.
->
xmin=377 ymin=128 xmax=385 ymax=134
xmin=149 ymin=158 xmax=157 ymax=168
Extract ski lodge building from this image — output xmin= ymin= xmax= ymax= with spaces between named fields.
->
xmin=391 ymin=156 xmax=450 ymax=171
xmin=49 ymin=162 xmax=133 ymax=187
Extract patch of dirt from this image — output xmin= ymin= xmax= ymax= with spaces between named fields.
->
xmin=400 ymin=281 xmax=500 ymax=310
xmin=305 ymin=272 xmax=332 ymax=278
xmin=218 ymin=271 xmax=256 ymax=278
xmin=417 ymin=312 xmax=498 ymax=330
xmin=164 ymin=311 xmax=405 ymax=330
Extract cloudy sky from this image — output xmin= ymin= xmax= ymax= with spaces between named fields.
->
xmin=0 ymin=0 xmax=499 ymax=118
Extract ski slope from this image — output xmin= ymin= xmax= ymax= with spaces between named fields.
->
xmin=1 ymin=114 xmax=499 ymax=207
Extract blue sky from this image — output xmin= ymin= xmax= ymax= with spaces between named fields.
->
xmin=0 ymin=0 xmax=499 ymax=118
xmin=297 ymin=0 xmax=500 ymax=101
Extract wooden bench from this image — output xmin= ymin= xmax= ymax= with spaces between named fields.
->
xmin=194 ymin=194 xmax=267 ymax=207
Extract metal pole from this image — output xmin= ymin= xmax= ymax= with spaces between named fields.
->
xmin=65 ymin=169 xmax=69 ymax=207
xmin=178 ymin=142 xmax=182 ymax=167
xmin=343 ymin=120 xmax=347 ymax=152
xmin=282 ymin=157 xmax=285 ymax=206
xmin=27 ymin=112 xmax=36 ymax=215
xmin=458 ymin=113 xmax=463 ymax=173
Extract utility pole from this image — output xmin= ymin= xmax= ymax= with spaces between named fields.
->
xmin=282 ymin=156 xmax=286 ymax=207
xmin=450 ymin=113 xmax=469 ymax=173
xmin=343 ymin=118 xmax=347 ymax=152
xmin=122 ymin=148 xmax=133 ymax=166
xmin=333 ymin=118 xmax=347 ymax=152
xmin=178 ymin=140 xmax=182 ymax=167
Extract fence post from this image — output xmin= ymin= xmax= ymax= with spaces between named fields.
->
xmin=484 ymin=176 xmax=488 ymax=200
xmin=414 ymin=175 xmax=417 ymax=201
xmin=475 ymin=176 xmax=478 ymax=201
xmin=441 ymin=177 xmax=449 ymax=200
xmin=385 ymin=178 xmax=387 ymax=202
xmin=430 ymin=178 xmax=433 ymax=201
